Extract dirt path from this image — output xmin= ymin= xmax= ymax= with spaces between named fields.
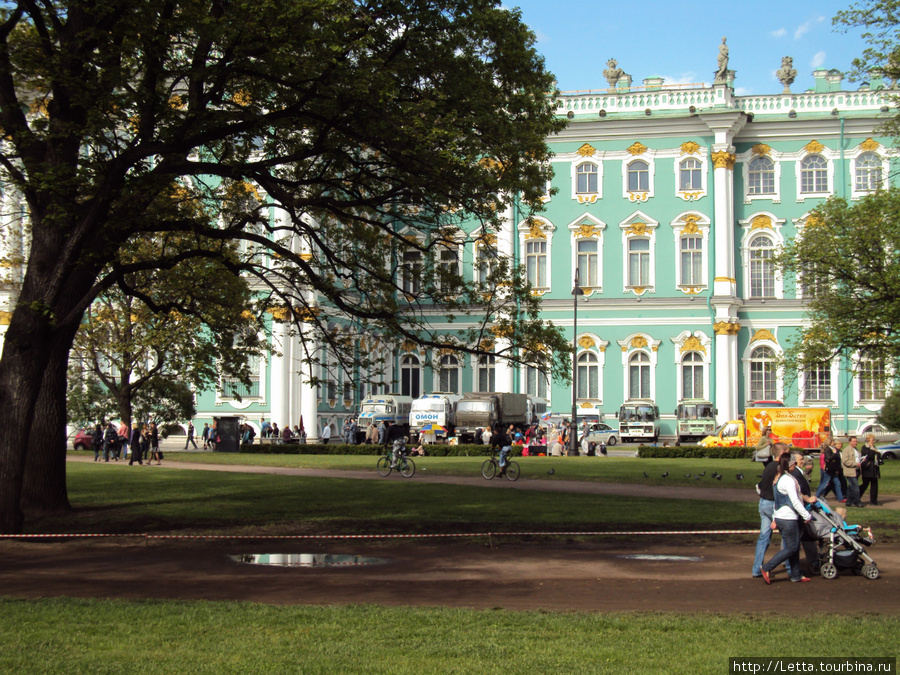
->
xmin=0 ymin=457 xmax=894 ymax=614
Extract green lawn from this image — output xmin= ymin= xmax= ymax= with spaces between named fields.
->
xmin=55 ymin=454 xmax=900 ymax=538
xmin=1 ymin=599 xmax=898 ymax=674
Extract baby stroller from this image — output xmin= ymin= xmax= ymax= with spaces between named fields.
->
xmin=807 ymin=500 xmax=878 ymax=580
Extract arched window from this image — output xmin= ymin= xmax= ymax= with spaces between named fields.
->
xmin=526 ymin=365 xmax=548 ymax=399
xmin=438 ymin=354 xmax=460 ymax=394
xmin=856 ymin=152 xmax=882 ymax=192
xmin=800 ymin=154 xmax=828 ymax=193
xmin=477 ymin=354 xmax=495 ymax=392
xmin=628 ymin=351 xmax=651 ymax=399
xmin=576 ymin=162 xmax=598 ymax=194
xmin=400 ymin=354 xmax=421 ymax=398
xmin=681 ymin=351 xmax=704 ymax=399
xmin=577 ymin=239 xmax=599 ymax=288
xmin=679 ymin=158 xmax=702 ymax=191
xmin=627 ymin=160 xmax=649 ymax=192
xmin=749 ymin=346 xmax=777 ymax=401
xmin=749 ymin=234 xmax=775 ymax=298
xmin=748 ymin=156 xmax=775 ymax=194
xmin=577 ymin=352 xmax=599 ymax=399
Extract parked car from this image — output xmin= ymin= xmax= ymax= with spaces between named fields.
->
xmin=586 ymin=422 xmax=618 ymax=446
xmin=71 ymin=429 xmax=93 ymax=451
xmin=875 ymin=443 xmax=900 ymax=461
xmin=857 ymin=422 xmax=896 ymax=442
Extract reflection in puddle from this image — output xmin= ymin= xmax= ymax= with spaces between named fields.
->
xmin=232 ymin=553 xmax=387 ymax=567
xmin=617 ymin=554 xmax=704 ymax=562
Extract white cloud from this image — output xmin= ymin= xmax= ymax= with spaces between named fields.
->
xmin=659 ymin=72 xmax=701 ymax=86
xmin=811 ymin=51 xmax=826 ymax=68
xmin=771 ymin=28 xmax=787 ymax=38
xmin=795 ymin=21 xmax=811 ymax=39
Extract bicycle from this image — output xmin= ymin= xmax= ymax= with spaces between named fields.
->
xmin=481 ymin=449 xmax=520 ymax=481
xmin=376 ymin=449 xmax=416 ymax=478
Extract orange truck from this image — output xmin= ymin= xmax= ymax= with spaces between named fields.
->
xmin=699 ymin=407 xmax=831 ymax=450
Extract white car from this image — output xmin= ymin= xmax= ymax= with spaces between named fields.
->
xmin=586 ymin=422 xmax=618 ymax=446
xmin=874 ymin=443 xmax=900 ymax=460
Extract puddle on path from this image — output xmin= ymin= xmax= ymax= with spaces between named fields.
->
xmin=617 ymin=554 xmax=704 ymax=562
xmin=232 ymin=553 xmax=388 ymax=568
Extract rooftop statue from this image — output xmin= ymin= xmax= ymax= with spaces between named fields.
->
xmin=776 ymin=56 xmax=797 ymax=93
xmin=603 ymin=58 xmax=624 ymax=88
xmin=714 ymin=37 xmax=729 ymax=84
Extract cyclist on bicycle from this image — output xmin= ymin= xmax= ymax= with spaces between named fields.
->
xmin=390 ymin=436 xmax=408 ymax=468
xmin=492 ymin=424 xmax=512 ymax=476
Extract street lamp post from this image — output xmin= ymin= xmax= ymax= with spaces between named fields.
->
xmin=570 ymin=268 xmax=584 ymax=456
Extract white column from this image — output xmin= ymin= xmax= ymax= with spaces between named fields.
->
xmin=268 ymin=317 xmax=291 ymax=430
xmin=299 ymin=319 xmax=319 ymax=442
xmin=493 ymin=203 xmax=516 ymax=392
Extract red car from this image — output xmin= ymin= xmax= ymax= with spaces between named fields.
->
xmin=71 ymin=429 xmax=93 ymax=451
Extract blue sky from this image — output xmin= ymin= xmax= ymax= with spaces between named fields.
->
xmin=508 ymin=0 xmax=872 ymax=95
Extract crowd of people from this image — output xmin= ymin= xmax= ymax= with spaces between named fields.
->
xmin=753 ymin=431 xmax=883 ymax=584
xmin=89 ymin=420 xmax=162 ymax=466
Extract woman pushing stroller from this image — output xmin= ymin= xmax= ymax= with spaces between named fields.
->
xmin=760 ymin=452 xmax=817 ymax=584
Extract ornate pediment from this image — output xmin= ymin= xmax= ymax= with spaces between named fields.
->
xmin=680 ymin=335 xmax=707 ymax=354
xmin=627 ymin=141 xmax=648 ymax=156
xmin=576 ymin=143 xmax=597 ymax=157
xmin=750 ymin=329 xmax=778 ymax=344
xmin=750 ymin=215 xmax=772 ymax=230
xmin=751 ymin=143 xmax=772 ymax=157
xmin=804 ymin=139 xmax=825 ymax=154
xmin=681 ymin=141 xmax=701 ymax=155
xmin=859 ymin=138 xmax=880 ymax=152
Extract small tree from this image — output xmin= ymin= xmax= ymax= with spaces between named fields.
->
xmin=776 ymin=191 xmax=900 ymax=370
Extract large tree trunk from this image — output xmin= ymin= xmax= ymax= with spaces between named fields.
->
xmin=21 ymin=335 xmax=75 ymax=515
xmin=0 ymin=310 xmax=57 ymax=533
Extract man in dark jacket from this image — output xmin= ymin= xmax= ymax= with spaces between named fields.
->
xmin=103 ymin=422 xmax=119 ymax=462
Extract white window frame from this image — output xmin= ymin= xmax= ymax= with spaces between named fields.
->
xmin=742 ymin=341 xmax=783 ymax=405
xmin=799 ymin=361 xmax=837 ymax=405
xmin=671 ymin=213 xmax=710 ymax=294
xmin=622 ymin=157 xmax=655 ymax=202
xmin=670 ymin=331 xmax=712 ymax=402
xmin=675 ymin=156 xmax=708 ymax=201
xmin=796 ymin=153 xmax=832 ymax=199
xmin=620 ymin=213 xmax=657 ymax=295
xmin=571 ymin=160 xmax=602 ymax=203
xmin=740 ymin=215 xmax=785 ymax=300
xmin=852 ymin=151 xmax=888 ymax=199
xmin=617 ymin=334 xmax=660 ymax=403
xmin=518 ymin=217 xmax=555 ymax=295
xmin=567 ymin=214 xmax=606 ymax=296
xmin=742 ymin=153 xmax=782 ymax=203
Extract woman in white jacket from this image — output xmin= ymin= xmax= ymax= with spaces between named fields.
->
xmin=761 ymin=453 xmax=816 ymax=584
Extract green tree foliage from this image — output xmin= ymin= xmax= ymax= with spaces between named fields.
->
xmin=835 ymin=1 xmax=900 ymax=134
xmin=776 ymin=191 xmax=900 ymax=369
xmin=71 ymin=231 xmax=266 ymax=429
xmin=876 ymin=390 xmax=900 ymax=430
xmin=0 ymin=0 xmax=568 ymax=531
xmin=132 ymin=377 xmax=197 ymax=433
xmin=65 ymin=371 xmax=117 ymax=430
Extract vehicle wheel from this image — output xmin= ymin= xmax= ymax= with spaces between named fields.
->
xmin=399 ymin=457 xmax=415 ymax=478
xmin=481 ymin=459 xmax=496 ymax=480
xmin=884 ymin=452 xmax=897 ymax=460
xmin=505 ymin=461 xmax=520 ymax=481
xmin=376 ymin=456 xmax=392 ymax=477
xmin=862 ymin=563 xmax=880 ymax=580
xmin=607 ymin=436 xmax=617 ymax=447
xmin=74 ymin=443 xmax=86 ymax=451
xmin=820 ymin=562 xmax=838 ymax=580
